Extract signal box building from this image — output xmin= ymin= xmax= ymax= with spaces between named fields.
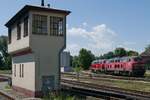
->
xmin=5 ymin=5 xmax=70 ymax=97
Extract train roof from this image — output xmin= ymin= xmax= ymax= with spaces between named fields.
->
xmin=92 ymin=56 xmax=139 ymax=62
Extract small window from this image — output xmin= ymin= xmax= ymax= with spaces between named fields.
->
xmin=8 ymin=28 xmax=11 ymax=44
xmin=115 ymin=65 xmax=117 ymax=68
xmin=22 ymin=64 xmax=24 ymax=78
xmin=121 ymin=65 xmax=123 ymax=68
xmin=20 ymin=64 xmax=21 ymax=77
xmin=14 ymin=65 xmax=16 ymax=77
xmin=24 ymin=17 xmax=28 ymax=37
xmin=17 ymin=22 xmax=21 ymax=40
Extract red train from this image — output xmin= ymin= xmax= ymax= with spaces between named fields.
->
xmin=90 ymin=56 xmax=146 ymax=76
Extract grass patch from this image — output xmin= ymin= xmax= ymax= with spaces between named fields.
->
xmin=4 ymin=85 xmax=11 ymax=90
xmin=43 ymin=92 xmax=79 ymax=100
xmin=145 ymin=70 xmax=150 ymax=78
xmin=0 ymin=70 xmax=11 ymax=74
xmin=84 ymin=78 xmax=150 ymax=92
xmin=62 ymin=75 xmax=150 ymax=92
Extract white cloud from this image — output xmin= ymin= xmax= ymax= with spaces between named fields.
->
xmin=82 ymin=22 xmax=88 ymax=27
xmin=66 ymin=44 xmax=81 ymax=56
xmin=67 ymin=27 xmax=87 ymax=37
xmin=66 ymin=23 xmax=136 ymax=56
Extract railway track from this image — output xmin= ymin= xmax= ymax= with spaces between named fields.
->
xmin=61 ymin=78 xmax=150 ymax=100
xmin=62 ymin=72 xmax=150 ymax=82
xmin=0 ymin=92 xmax=14 ymax=100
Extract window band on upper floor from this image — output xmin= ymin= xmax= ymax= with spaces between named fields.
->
xmin=32 ymin=14 xmax=65 ymax=36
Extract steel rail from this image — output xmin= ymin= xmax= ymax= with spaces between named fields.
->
xmin=61 ymin=78 xmax=150 ymax=100
xmin=61 ymin=72 xmax=150 ymax=82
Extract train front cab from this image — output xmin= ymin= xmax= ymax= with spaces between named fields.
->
xmin=91 ymin=60 xmax=100 ymax=73
xmin=131 ymin=57 xmax=146 ymax=77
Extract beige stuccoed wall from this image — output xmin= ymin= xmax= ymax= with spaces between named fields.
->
xmin=8 ymin=14 xmax=30 ymax=54
xmin=12 ymin=53 xmax=35 ymax=91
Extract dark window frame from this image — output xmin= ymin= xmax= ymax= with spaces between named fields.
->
xmin=8 ymin=28 xmax=11 ymax=44
xmin=22 ymin=64 xmax=24 ymax=78
xmin=14 ymin=64 xmax=16 ymax=77
xmin=50 ymin=16 xmax=64 ymax=36
xmin=19 ymin=64 xmax=21 ymax=77
xmin=17 ymin=22 xmax=21 ymax=40
xmin=24 ymin=16 xmax=28 ymax=37
xmin=32 ymin=14 xmax=48 ymax=35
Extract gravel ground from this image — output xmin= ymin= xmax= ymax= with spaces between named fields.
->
xmin=0 ymin=81 xmax=41 ymax=100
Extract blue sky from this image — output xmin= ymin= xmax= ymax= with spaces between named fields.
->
xmin=0 ymin=0 xmax=150 ymax=55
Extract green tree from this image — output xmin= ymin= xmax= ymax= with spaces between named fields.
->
xmin=114 ymin=48 xmax=127 ymax=57
xmin=73 ymin=66 xmax=82 ymax=81
xmin=145 ymin=44 xmax=150 ymax=51
xmin=127 ymin=50 xmax=139 ymax=56
xmin=70 ymin=55 xmax=73 ymax=67
xmin=78 ymin=48 xmax=95 ymax=70
xmin=0 ymin=36 xmax=11 ymax=70
xmin=102 ymin=51 xmax=114 ymax=59
xmin=0 ymin=55 xmax=4 ymax=68
xmin=72 ymin=56 xmax=80 ymax=68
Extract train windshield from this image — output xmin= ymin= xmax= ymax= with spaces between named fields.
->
xmin=92 ymin=60 xmax=98 ymax=64
xmin=134 ymin=57 xmax=142 ymax=62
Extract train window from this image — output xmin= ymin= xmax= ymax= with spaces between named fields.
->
xmin=134 ymin=57 xmax=142 ymax=62
xmin=128 ymin=59 xmax=131 ymax=62
xmin=121 ymin=65 xmax=123 ymax=68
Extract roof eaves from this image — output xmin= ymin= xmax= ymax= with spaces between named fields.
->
xmin=5 ymin=5 xmax=71 ymax=27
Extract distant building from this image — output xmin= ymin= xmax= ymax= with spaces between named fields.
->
xmin=60 ymin=52 xmax=71 ymax=72
xmin=5 ymin=5 xmax=70 ymax=97
xmin=140 ymin=50 xmax=150 ymax=64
